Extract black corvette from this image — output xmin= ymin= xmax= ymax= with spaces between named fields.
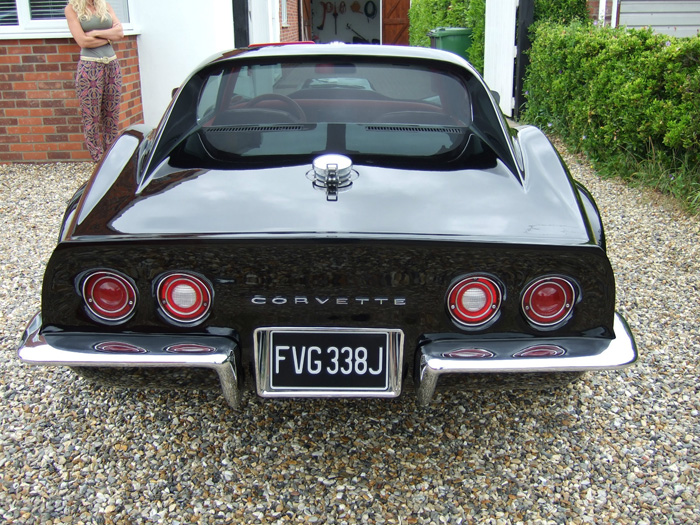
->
xmin=19 ymin=44 xmax=636 ymax=407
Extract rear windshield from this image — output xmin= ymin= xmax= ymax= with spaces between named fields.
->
xmin=187 ymin=59 xmax=473 ymax=161
xmin=157 ymin=55 xmax=514 ymax=173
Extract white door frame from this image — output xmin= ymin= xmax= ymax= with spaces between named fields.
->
xmin=249 ymin=0 xmax=280 ymax=45
xmin=484 ymin=0 xmax=517 ymax=117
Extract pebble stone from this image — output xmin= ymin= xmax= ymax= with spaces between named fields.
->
xmin=1 ymin=147 xmax=699 ymax=524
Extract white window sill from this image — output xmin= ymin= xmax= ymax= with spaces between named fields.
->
xmin=0 ymin=25 xmax=140 ymax=40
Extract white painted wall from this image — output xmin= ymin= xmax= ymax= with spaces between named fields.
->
xmin=130 ymin=0 xmax=235 ymax=126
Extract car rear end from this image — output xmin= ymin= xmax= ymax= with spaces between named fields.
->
xmin=18 ymin=44 xmax=636 ymax=407
xmin=21 ymin=237 xmax=635 ymax=406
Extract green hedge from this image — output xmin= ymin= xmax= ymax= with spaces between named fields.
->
xmin=408 ymin=0 xmax=470 ymax=49
xmin=534 ymin=0 xmax=588 ymax=23
xmin=408 ymin=1 xmax=700 ymax=210
xmin=408 ymin=0 xmax=484 ymax=71
xmin=465 ymin=0 xmax=485 ymax=72
xmin=523 ymin=22 xmax=700 ymax=210
xmin=408 ymin=0 xmax=587 ymax=73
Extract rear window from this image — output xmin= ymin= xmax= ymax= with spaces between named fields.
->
xmin=192 ymin=59 xmax=473 ymax=160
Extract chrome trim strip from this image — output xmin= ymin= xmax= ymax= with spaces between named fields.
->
xmin=17 ymin=313 xmax=240 ymax=408
xmin=416 ymin=313 xmax=637 ymax=406
xmin=254 ymin=327 xmax=404 ymax=398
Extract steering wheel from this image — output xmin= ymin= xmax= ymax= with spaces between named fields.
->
xmin=246 ymin=94 xmax=306 ymax=122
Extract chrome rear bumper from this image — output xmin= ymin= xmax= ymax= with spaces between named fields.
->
xmin=19 ymin=312 xmax=636 ymax=408
xmin=416 ymin=313 xmax=637 ymax=405
xmin=18 ymin=313 xmax=241 ymax=408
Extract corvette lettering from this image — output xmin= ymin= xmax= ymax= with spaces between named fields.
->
xmin=251 ymin=295 xmax=406 ymax=306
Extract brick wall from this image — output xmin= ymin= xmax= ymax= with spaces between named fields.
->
xmin=113 ymin=37 xmax=143 ymax=133
xmin=280 ymin=0 xmax=300 ymax=42
xmin=588 ymin=0 xmax=601 ymax=18
xmin=0 ymin=35 xmax=143 ymax=163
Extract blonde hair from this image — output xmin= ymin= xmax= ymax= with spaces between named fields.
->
xmin=68 ymin=0 xmax=109 ymax=21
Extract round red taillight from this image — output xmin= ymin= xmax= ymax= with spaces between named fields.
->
xmin=82 ymin=270 xmax=137 ymax=323
xmin=447 ymin=275 xmax=502 ymax=327
xmin=157 ymin=273 xmax=212 ymax=324
xmin=522 ymin=276 xmax=576 ymax=327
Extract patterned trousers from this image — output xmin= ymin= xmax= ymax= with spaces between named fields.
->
xmin=76 ymin=59 xmax=122 ymax=162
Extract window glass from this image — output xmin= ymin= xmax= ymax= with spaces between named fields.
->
xmin=197 ymin=70 xmax=224 ymax=123
xmin=194 ymin=59 xmax=473 ymax=161
xmin=0 ymin=0 xmax=18 ymax=26
xmin=108 ymin=0 xmax=130 ymax=23
xmin=29 ymin=0 xmax=65 ymax=20
xmin=231 ymin=64 xmax=284 ymax=99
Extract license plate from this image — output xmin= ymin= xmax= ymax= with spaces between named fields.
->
xmin=255 ymin=328 xmax=403 ymax=397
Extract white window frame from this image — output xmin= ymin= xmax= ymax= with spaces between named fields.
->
xmin=0 ymin=0 xmax=133 ymax=38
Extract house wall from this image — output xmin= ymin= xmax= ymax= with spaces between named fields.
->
xmin=619 ymin=0 xmax=700 ymax=37
xmin=0 ymin=36 xmax=142 ymax=163
xmin=310 ymin=1 xmax=381 ymax=44
xmin=249 ymin=0 xmax=280 ymax=45
xmin=281 ymin=0 xmax=301 ymax=42
xmin=0 ymin=0 xmax=298 ymax=164
xmin=136 ymin=0 xmax=299 ymax=125
xmin=132 ymin=0 xmax=235 ymax=127
xmin=588 ymin=0 xmax=625 ymax=26
xmin=588 ymin=0 xmax=700 ymax=36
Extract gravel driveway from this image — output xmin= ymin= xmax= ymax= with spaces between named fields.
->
xmin=1 ymin=150 xmax=698 ymax=524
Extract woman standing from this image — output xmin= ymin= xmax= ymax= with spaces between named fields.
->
xmin=65 ymin=0 xmax=124 ymax=162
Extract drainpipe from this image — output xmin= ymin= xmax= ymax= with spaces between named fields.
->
xmin=233 ymin=0 xmax=250 ymax=48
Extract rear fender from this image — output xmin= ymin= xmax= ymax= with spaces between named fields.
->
xmin=515 ymin=125 xmax=603 ymax=248
xmin=576 ymin=182 xmax=606 ymax=250
xmin=65 ymin=128 xmax=150 ymax=241
xmin=58 ymin=183 xmax=86 ymax=243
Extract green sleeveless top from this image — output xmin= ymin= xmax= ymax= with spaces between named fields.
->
xmin=79 ymin=13 xmax=116 ymax=59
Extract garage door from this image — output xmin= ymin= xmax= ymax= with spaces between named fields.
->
xmin=382 ymin=0 xmax=409 ymax=45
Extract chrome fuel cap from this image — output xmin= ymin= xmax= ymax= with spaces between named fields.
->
xmin=308 ymin=154 xmax=357 ymax=201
